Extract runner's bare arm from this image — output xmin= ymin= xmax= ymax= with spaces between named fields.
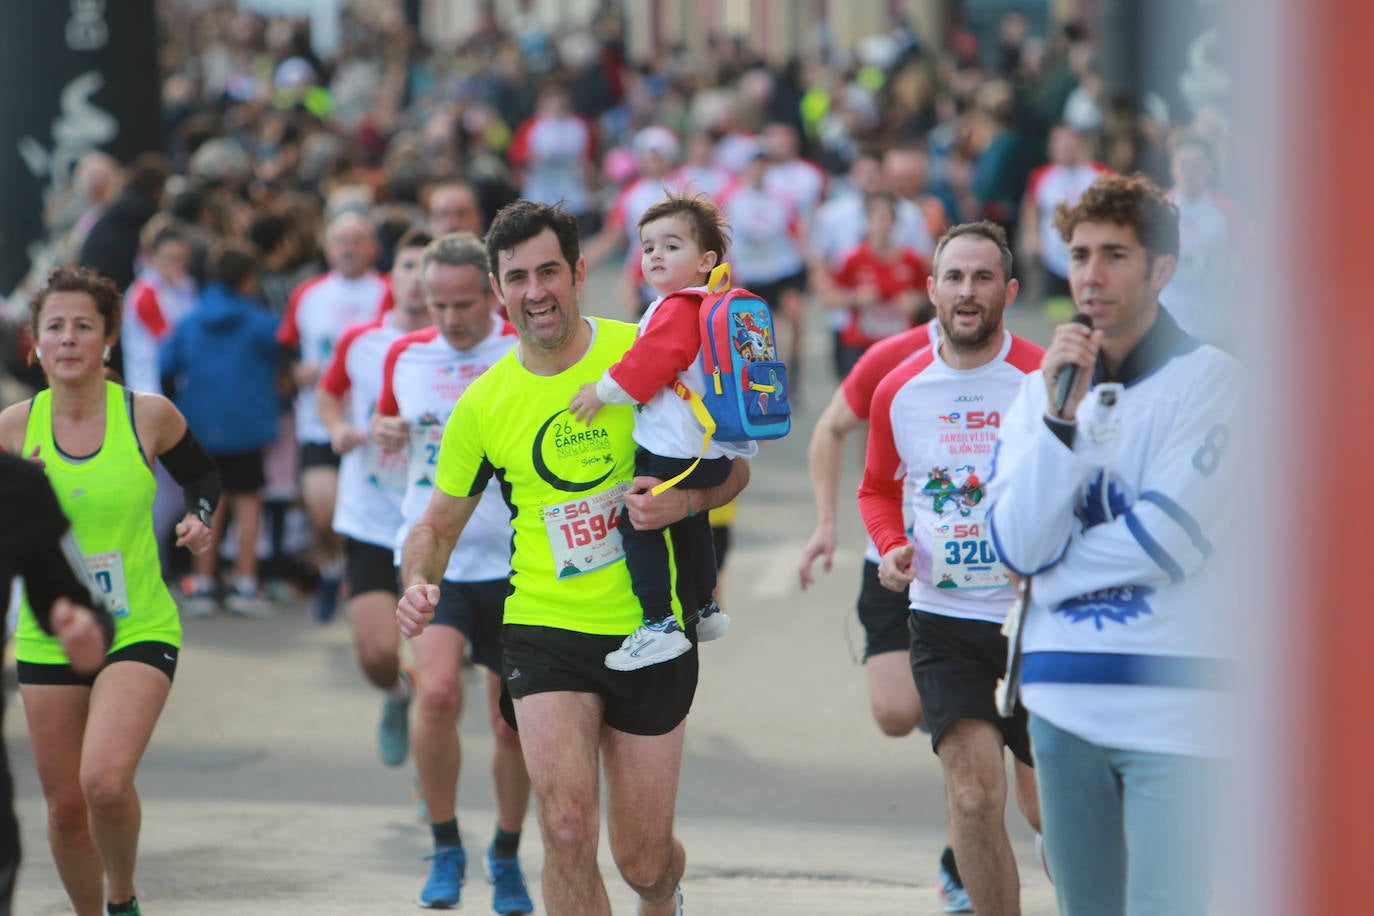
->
xmin=397 ymin=488 xmax=481 ymax=637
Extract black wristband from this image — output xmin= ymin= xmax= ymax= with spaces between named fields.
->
xmin=160 ymin=427 xmax=221 ymax=524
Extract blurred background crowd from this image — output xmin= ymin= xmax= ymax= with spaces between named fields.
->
xmin=1 ymin=0 xmax=1235 ymax=598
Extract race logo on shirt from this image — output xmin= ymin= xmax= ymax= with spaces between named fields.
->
xmin=532 ymin=409 xmax=618 ymax=492
xmin=923 ymin=465 xmax=984 ymax=517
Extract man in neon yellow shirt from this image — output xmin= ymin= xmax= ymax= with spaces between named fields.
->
xmin=396 ymin=201 xmax=749 ymax=916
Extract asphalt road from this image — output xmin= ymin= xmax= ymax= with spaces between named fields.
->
xmin=6 ymin=264 xmax=1060 ymax=914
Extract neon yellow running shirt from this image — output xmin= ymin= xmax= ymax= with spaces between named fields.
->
xmin=436 ymin=318 xmax=677 ymax=635
xmin=15 ymin=382 xmax=182 ymax=663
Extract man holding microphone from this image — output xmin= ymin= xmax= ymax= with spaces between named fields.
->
xmin=988 ymin=173 xmax=1241 ymax=916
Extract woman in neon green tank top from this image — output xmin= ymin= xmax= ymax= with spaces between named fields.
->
xmin=0 ymin=267 xmax=217 ymax=916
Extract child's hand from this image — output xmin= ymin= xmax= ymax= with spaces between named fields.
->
xmin=569 ymin=383 xmax=604 ymax=425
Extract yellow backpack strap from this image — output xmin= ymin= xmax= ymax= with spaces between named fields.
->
xmin=650 ymin=379 xmax=717 ymax=496
xmin=708 ymin=262 xmax=732 ymax=294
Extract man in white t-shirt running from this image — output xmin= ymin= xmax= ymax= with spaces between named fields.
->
xmin=278 ymin=212 xmax=390 ymax=621
xmin=317 ymin=227 xmax=433 ymax=769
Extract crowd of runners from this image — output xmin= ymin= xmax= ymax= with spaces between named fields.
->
xmin=1 ymin=4 xmax=1238 ymax=916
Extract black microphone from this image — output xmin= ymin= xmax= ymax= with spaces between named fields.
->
xmin=1052 ymin=313 xmax=1094 ymax=416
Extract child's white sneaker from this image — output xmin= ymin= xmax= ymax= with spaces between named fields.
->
xmin=605 ymin=618 xmax=692 ymax=671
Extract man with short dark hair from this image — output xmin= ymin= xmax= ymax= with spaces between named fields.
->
xmin=859 ymin=221 xmax=1045 ymax=915
xmin=397 ymin=201 xmax=749 ymax=915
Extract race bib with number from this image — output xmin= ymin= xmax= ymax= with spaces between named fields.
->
xmin=541 ymin=481 xmax=631 ymax=579
xmin=365 ymin=440 xmax=408 ymax=494
xmin=85 ymin=550 xmax=130 ymax=619
xmin=408 ymin=423 xmax=446 ymax=491
xmin=930 ymin=518 xmax=1010 ymax=590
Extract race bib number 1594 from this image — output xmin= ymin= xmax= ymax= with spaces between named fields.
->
xmin=542 ymin=482 xmax=631 ymax=579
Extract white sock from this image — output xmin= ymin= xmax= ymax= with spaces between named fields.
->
xmin=386 ymin=668 xmax=411 ymax=700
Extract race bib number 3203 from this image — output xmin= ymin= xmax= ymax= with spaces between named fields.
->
xmin=542 ymin=481 xmax=631 ymax=579
xmin=931 ymin=520 xmax=1010 ymax=590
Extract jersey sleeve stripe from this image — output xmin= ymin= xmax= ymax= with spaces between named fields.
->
xmin=1124 ymin=510 xmax=1185 ymax=583
xmin=1138 ymin=490 xmax=1214 ymax=558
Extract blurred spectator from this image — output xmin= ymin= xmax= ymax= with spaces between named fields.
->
xmin=970 ymin=79 xmax=1031 ymax=248
xmin=123 ymin=220 xmax=196 ymax=394
xmin=78 ymin=152 xmax=171 ymax=292
xmin=828 ymin=191 xmax=930 ymax=378
xmin=161 ymin=239 xmax=281 ymax=616
xmin=1161 ymin=133 xmax=1237 ymax=348
xmin=424 ymin=179 xmax=485 ymax=235
xmin=1020 ymin=124 xmax=1110 ymax=304
xmin=508 ymin=85 xmax=600 ymax=234
xmin=882 ymin=145 xmax=948 ymax=254
xmin=762 ymin=121 xmax=828 ymax=223
xmin=721 ymin=149 xmax=809 ymax=380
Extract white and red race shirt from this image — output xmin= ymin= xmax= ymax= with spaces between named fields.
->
xmin=603 ymin=178 xmax=672 ymax=278
xmin=123 ymin=269 xmax=195 ymax=394
xmin=509 ymin=113 xmax=597 ymax=215
xmin=811 ymin=192 xmax=936 ymax=270
xmin=719 ymin=184 xmax=806 ymax=285
xmin=278 ymin=271 xmax=389 ymax=444
xmin=831 ymin=243 xmax=930 ymax=349
xmin=376 ymin=317 xmax=519 ymax=582
xmin=858 ymin=331 xmax=1044 ymax=623
xmin=318 ymin=315 xmax=410 ymax=548
xmin=764 ymin=157 xmax=827 ymax=223
xmin=713 ymin=132 xmax=759 ymax=176
xmin=1028 ymin=160 xmax=1111 ymax=279
xmin=841 ymin=320 xmax=941 ymax=564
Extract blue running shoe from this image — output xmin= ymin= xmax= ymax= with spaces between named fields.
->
xmin=378 ymin=668 xmax=412 ymax=767
xmin=313 ymin=575 xmax=341 ymax=623
xmin=485 ymin=846 xmax=534 ymax=915
xmin=938 ymin=845 xmax=972 ymax=913
xmin=419 ymin=845 xmax=466 ymax=909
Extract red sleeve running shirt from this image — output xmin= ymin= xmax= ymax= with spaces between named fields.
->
xmin=278 ymin=270 xmax=390 ymax=444
xmin=858 ymin=331 xmax=1044 ymax=624
xmin=321 ymin=316 xmax=410 ymax=547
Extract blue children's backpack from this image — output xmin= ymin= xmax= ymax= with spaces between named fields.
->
xmin=653 ymin=264 xmax=791 ymax=495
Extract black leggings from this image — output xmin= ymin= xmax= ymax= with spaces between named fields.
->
xmin=619 ymin=450 xmax=733 ymax=622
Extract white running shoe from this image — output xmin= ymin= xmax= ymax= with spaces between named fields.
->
xmin=604 ymin=619 xmax=692 ymax=671
xmin=695 ymin=601 xmax=731 ymax=641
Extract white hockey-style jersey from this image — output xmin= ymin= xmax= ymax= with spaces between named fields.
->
xmin=988 ymin=309 xmax=1242 ymax=757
